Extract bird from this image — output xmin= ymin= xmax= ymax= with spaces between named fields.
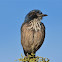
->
xmin=21 ymin=10 xmax=48 ymax=57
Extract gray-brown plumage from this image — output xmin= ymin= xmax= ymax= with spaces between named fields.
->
xmin=21 ymin=10 xmax=48 ymax=56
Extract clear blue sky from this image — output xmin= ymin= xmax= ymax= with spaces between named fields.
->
xmin=0 ymin=0 xmax=62 ymax=62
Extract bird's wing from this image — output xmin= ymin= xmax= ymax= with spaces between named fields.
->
xmin=21 ymin=22 xmax=34 ymax=52
xmin=40 ymin=22 xmax=45 ymax=46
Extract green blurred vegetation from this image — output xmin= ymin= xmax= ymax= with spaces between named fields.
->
xmin=15 ymin=53 xmax=50 ymax=62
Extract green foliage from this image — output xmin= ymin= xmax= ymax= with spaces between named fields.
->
xmin=15 ymin=53 xmax=50 ymax=62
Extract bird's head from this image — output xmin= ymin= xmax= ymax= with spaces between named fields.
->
xmin=24 ymin=10 xmax=48 ymax=22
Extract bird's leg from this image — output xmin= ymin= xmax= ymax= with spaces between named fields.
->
xmin=26 ymin=53 xmax=29 ymax=58
xmin=23 ymin=53 xmax=29 ymax=62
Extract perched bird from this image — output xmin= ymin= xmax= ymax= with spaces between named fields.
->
xmin=21 ymin=10 xmax=48 ymax=56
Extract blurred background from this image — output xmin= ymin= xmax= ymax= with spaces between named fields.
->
xmin=0 ymin=0 xmax=62 ymax=62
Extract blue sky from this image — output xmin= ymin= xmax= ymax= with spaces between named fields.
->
xmin=0 ymin=0 xmax=62 ymax=62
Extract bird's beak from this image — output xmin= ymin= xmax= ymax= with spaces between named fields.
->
xmin=42 ymin=14 xmax=48 ymax=16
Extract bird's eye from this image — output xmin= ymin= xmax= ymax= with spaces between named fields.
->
xmin=40 ymin=12 xmax=42 ymax=14
xmin=29 ymin=21 xmax=31 ymax=23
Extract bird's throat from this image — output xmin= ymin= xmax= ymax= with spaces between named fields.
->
xmin=27 ymin=19 xmax=41 ymax=31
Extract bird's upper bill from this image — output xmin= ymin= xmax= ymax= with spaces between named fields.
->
xmin=42 ymin=14 xmax=48 ymax=16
